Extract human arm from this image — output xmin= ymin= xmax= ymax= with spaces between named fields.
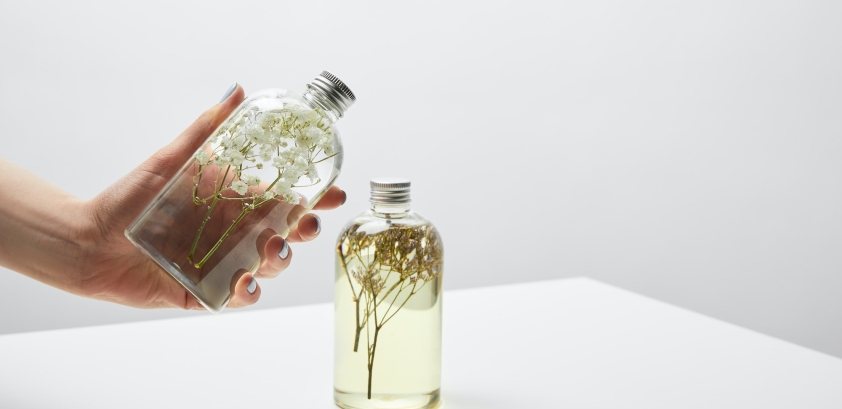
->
xmin=0 ymin=84 xmax=345 ymax=309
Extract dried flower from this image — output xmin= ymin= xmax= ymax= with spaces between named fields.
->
xmin=337 ymin=222 xmax=443 ymax=399
xmin=195 ymin=150 xmax=210 ymax=165
xmin=230 ymin=180 xmax=248 ymax=195
xmin=242 ymin=174 xmax=260 ymax=186
xmin=187 ymin=104 xmax=338 ymax=268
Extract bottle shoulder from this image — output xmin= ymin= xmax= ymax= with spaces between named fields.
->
xmin=237 ymin=89 xmax=339 ymax=125
xmin=241 ymin=89 xmax=305 ymax=112
xmin=337 ymin=210 xmax=441 ymax=240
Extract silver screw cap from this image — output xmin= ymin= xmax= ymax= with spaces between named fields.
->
xmin=306 ymin=71 xmax=356 ymax=117
xmin=370 ymin=178 xmax=411 ymax=204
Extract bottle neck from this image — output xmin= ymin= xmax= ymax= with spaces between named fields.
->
xmin=302 ymin=89 xmax=341 ymax=122
xmin=371 ymin=202 xmax=411 ymax=218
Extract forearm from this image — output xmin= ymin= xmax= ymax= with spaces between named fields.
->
xmin=0 ymin=158 xmax=90 ymax=292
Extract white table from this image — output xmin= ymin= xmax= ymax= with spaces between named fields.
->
xmin=1 ymin=278 xmax=840 ymax=408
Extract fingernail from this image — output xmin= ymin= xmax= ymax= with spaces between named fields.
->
xmin=278 ymin=240 xmax=289 ymax=260
xmin=341 ymin=190 xmax=347 ymax=205
xmin=247 ymin=277 xmax=257 ymax=294
xmin=219 ymin=83 xmax=237 ymax=103
xmin=313 ymin=215 xmax=321 ymax=235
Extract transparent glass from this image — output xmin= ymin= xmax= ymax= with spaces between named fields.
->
xmin=334 ymin=204 xmax=444 ymax=409
xmin=126 ymin=88 xmax=343 ymax=312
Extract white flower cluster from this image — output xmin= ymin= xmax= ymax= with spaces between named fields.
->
xmin=194 ymin=104 xmax=337 ymax=204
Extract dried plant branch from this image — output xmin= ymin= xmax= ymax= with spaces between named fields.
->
xmin=338 ymin=223 xmax=443 ymax=399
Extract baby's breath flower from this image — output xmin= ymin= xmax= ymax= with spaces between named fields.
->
xmin=261 ymin=111 xmax=283 ymax=126
xmin=296 ymin=126 xmax=322 ymax=148
xmin=292 ymin=145 xmax=309 ymax=158
xmin=292 ymin=107 xmax=313 ymax=126
xmin=318 ymin=133 xmax=335 ymax=155
xmin=282 ymin=190 xmax=300 ymax=204
xmin=305 ymin=164 xmax=319 ymax=182
xmin=272 ymin=179 xmax=292 ymax=195
xmin=188 ymin=102 xmax=341 ymax=271
xmin=233 ymin=134 xmax=246 ymax=149
xmin=258 ymin=147 xmax=273 ymax=162
xmin=244 ymin=106 xmax=259 ymax=122
xmin=242 ymin=174 xmax=260 ymax=186
xmin=304 ymin=109 xmax=321 ymax=123
xmin=272 ymin=179 xmax=300 ymax=204
xmin=230 ymin=180 xmax=248 ymax=196
xmin=246 ymin=123 xmax=268 ymax=144
xmin=272 ymin=156 xmax=287 ymax=169
xmin=195 ymin=150 xmax=210 ymax=165
xmin=219 ymin=150 xmax=245 ymax=166
xmin=283 ymin=172 xmax=301 ymax=185
xmin=211 ymin=130 xmax=230 ymax=146
xmin=293 ymin=154 xmax=308 ymax=169
xmin=286 ymin=165 xmax=305 ymax=181
xmin=308 ymin=126 xmax=324 ymax=138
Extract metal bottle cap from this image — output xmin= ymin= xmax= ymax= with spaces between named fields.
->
xmin=306 ymin=71 xmax=356 ymax=117
xmin=370 ymin=178 xmax=411 ymax=204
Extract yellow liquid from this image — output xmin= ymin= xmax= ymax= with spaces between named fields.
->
xmin=334 ymin=246 xmax=442 ymax=409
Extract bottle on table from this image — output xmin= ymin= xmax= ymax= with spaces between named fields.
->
xmin=334 ymin=178 xmax=444 ymax=409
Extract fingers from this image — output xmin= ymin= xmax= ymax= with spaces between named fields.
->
xmin=184 ymin=295 xmax=205 ymax=310
xmin=312 ymin=185 xmax=347 ymax=210
xmin=286 ymin=213 xmax=322 ymax=243
xmin=95 ymin=84 xmax=246 ymax=232
xmin=153 ymin=84 xmax=245 ymax=180
xmin=227 ymin=271 xmax=261 ymax=308
xmin=183 ymin=191 xmax=327 ymax=308
xmin=255 ymin=235 xmax=292 ymax=279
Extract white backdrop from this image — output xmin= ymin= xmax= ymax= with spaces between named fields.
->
xmin=1 ymin=0 xmax=840 ymax=358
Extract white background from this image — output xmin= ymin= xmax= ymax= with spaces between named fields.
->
xmin=0 ymin=0 xmax=840 ymax=358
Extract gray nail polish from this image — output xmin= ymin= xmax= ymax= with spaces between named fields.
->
xmin=278 ymin=240 xmax=289 ymax=260
xmin=314 ymin=215 xmax=321 ymax=235
xmin=247 ymin=277 xmax=257 ymax=294
xmin=219 ymin=83 xmax=237 ymax=103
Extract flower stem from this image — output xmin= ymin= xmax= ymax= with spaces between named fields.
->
xmin=368 ymin=324 xmax=380 ymax=399
xmin=353 ymin=287 xmax=365 ymax=352
xmin=187 ymin=196 xmax=218 ymax=265
xmin=312 ymin=151 xmax=339 ymax=164
xmin=193 ymin=165 xmax=203 ymax=204
xmin=195 ymin=207 xmax=250 ymax=268
xmin=187 ymin=165 xmax=230 ymax=265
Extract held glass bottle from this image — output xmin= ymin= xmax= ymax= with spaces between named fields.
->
xmin=126 ymin=71 xmax=356 ymax=313
xmin=334 ymin=179 xmax=444 ymax=409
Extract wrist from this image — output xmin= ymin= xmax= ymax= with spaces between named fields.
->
xmin=0 ymin=190 xmax=89 ymax=293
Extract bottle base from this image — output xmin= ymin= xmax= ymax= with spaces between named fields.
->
xmin=124 ymin=234 xmax=228 ymax=313
xmin=334 ymin=389 xmax=441 ymax=409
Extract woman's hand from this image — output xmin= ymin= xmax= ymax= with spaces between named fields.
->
xmin=0 ymin=84 xmax=346 ymax=310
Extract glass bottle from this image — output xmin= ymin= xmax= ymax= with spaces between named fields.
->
xmin=125 ymin=71 xmax=356 ymax=313
xmin=334 ymin=179 xmax=444 ymax=409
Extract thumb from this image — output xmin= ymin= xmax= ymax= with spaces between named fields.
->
xmin=93 ymin=84 xmax=245 ymax=232
xmin=141 ymin=84 xmax=244 ymax=186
